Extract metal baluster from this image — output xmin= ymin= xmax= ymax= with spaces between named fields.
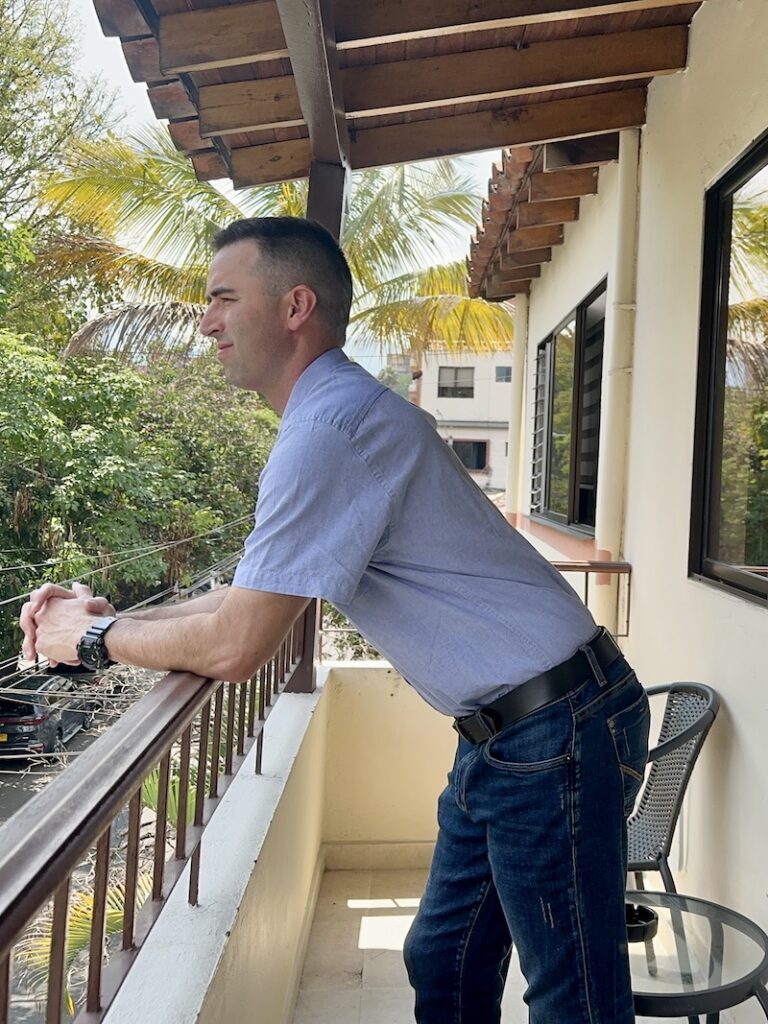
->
xmin=247 ymin=672 xmax=257 ymax=738
xmin=224 ymin=683 xmax=236 ymax=775
xmin=176 ymin=727 xmax=192 ymax=859
xmin=87 ymin=828 xmax=111 ymax=1012
xmin=152 ymin=753 xmax=171 ymax=901
xmin=0 ymin=951 xmax=10 ymax=1024
xmin=189 ymin=700 xmax=211 ymax=906
xmin=46 ymin=878 xmax=70 ymax=1024
xmin=209 ymin=686 xmax=224 ymax=798
xmin=237 ymin=681 xmax=247 ymax=756
xmin=123 ymin=790 xmax=141 ymax=950
xmin=255 ymin=666 xmax=267 ymax=774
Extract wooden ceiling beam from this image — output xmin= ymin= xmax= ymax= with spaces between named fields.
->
xmin=340 ymin=26 xmax=685 ymax=118
xmin=350 ymin=89 xmax=646 ymax=170
xmin=231 ymin=138 xmax=313 ymax=187
xmin=501 ymin=247 xmax=553 ymax=269
xmin=544 ymin=132 xmax=620 ymax=169
xmin=528 ymin=166 xmax=600 ymax=201
xmin=92 ymin=0 xmax=148 ymax=37
xmin=191 ymin=151 xmax=230 ymax=182
xmin=168 ymin=119 xmax=214 ymax=154
xmin=492 ymin=266 xmax=543 ymax=285
xmin=333 ymin=0 xmax=700 ymax=46
xmin=274 ymin=0 xmax=351 ymax=237
xmin=195 ymin=26 xmax=682 ymax=132
xmin=485 ymin=279 xmax=531 ymax=301
xmin=148 ymin=81 xmax=197 ymax=121
xmin=122 ymin=36 xmax=170 ymax=84
xmin=159 ymin=2 xmax=287 ymax=75
xmin=199 ymin=78 xmax=303 ymax=137
xmin=507 ymin=225 xmax=564 ymax=252
xmin=517 ymin=198 xmax=579 ymax=228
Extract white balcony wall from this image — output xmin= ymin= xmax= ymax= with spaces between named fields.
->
xmin=103 ymin=665 xmax=453 ymax=1024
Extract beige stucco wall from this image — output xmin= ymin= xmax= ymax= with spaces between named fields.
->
xmin=522 ymin=2 xmax=768 ymax=1003
xmin=623 ymin=0 xmax=768 ymax=954
xmin=323 ymin=663 xmax=456 ymax=857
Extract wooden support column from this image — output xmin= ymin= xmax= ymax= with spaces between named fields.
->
xmin=275 ymin=0 xmax=351 ymax=239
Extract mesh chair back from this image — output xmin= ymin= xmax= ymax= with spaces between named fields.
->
xmin=628 ymin=683 xmax=719 ymax=871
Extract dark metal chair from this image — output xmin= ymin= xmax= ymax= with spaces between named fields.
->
xmin=628 ymin=682 xmax=720 ymax=894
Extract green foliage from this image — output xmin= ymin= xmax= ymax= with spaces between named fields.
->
xmin=0 ymin=333 xmax=278 ymax=655
xmin=0 ymin=0 xmax=116 ymax=223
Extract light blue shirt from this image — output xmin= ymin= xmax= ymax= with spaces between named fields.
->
xmin=233 ymin=348 xmax=596 ymax=716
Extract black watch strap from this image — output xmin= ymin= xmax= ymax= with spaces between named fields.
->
xmin=76 ymin=616 xmax=118 ymax=671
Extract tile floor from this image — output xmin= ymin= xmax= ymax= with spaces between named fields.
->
xmin=292 ymin=869 xmax=685 ymax=1024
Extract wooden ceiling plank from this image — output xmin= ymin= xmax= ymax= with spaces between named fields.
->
xmin=507 ymin=224 xmax=564 ymax=252
xmin=231 ymin=138 xmax=313 ymax=186
xmin=159 ymin=2 xmax=287 ymax=76
xmin=517 ymin=197 xmax=580 ymax=228
xmin=333 ymin=0 xmax=700 ymax=47
xmin=350 ymin=88 xmax=646 ymax=169
xmin=529 ymin=166 xmax=600 ymax=200
xmin=341 ymin=26 xmax=686 ymax=117
xmin=199 ymin=78 xmax=303 ymax=137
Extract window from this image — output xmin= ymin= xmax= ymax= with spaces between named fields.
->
xmin=496 ymin=366 xmax=512 ymax=383
xmin=690 ymin=132 xmax=768 ymax=603
xmin=452 ymin=440 xmax=488 ymax=471
xmin=530 ymin=282 xmax=606 ymax=530
xmin=438 ymin=366 xmax=474 ymax=398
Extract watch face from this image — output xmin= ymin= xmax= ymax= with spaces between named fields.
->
xmin=77 ymin=618 xmax=116 ymax=671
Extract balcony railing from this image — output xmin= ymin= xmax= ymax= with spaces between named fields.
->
xmin=0 ymin=603 xmax=318 ymax=1024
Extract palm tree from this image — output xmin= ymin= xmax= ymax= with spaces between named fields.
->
xmin=728 ymin=191 xmax=768 ymax=387
xmin=40 ymin=125 xmax=513 ymax=362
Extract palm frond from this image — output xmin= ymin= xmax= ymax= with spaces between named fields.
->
xmin=63 ymin=301 xmax=206 ymax=362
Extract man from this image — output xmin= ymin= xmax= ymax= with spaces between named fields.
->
xmin=22 ymin=217 xmax=649 ymax=1024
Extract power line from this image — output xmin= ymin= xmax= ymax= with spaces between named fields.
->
xmin=0 ymin=515 xmax=252 ymax=608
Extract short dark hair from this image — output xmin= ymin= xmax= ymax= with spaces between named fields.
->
xmin=213 ymin=217 xmax=353 ymax=343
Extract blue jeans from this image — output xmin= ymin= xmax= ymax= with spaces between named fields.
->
xmin=403 ymin=648 xmax=650 ymax=1024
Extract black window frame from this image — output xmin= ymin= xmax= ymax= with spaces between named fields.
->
xmin=690 ymin=129 xmax=768 ymax=606
xmin=530 ymin=279 xmax=607 ymax=533
xmin=437 ymin=365 xmax=474 ymax=398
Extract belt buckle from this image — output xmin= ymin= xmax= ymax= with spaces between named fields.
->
xmin=453 ymin=711 xmax=498 ymax=745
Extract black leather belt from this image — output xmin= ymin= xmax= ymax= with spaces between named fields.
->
xmin=453 ymin=628 xmax=622 ymax=745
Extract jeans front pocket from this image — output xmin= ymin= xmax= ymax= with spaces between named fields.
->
xmin=607 ymin=689 xmax=651 ymax=816
xmin=482 ymin=696 xmax=574 ymax=773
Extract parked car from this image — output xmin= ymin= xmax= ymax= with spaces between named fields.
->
xmin=0 ymin=673 xmax=100 ymax=758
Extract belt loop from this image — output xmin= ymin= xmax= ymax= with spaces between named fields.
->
xmin=581 ymin=629 xmax=608 ymax=687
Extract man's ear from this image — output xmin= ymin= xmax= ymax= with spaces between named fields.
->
xmin=285 ymin=285 xmax=318 ymax=331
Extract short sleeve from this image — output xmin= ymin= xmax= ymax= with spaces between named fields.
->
xmin=232 ymin=418 xmax=394 ymax=605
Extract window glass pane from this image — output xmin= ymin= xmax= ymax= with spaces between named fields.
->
xmin=437 ymin=366 xmax=474 ymax=398
xmin=714 ymin=165 xmax=768 ymax=578
xmin=496 ymin=366 xmax=512 ymax=383
xmin=548 ymin=319 xmax=576 ymax=517
xmin=576 ymin=292 xmax=605 ymax=527
xmin=452 ymin=440 xmax=487 ymax=470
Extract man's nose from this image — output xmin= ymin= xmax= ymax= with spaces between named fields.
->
xmin=199 ymin=306 xmax=220 ymax=336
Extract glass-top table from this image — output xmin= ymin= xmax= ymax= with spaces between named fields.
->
xmin=628 ymin=891 xmax=768 ymax=1020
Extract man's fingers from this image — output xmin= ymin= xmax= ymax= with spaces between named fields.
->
xmin=83 ymin=597 xmax=116 ymax=615
xmin=29 ymin=583 xmax=76 ymax=612
xmin=72 ymin=582 xmax=94 ymax=599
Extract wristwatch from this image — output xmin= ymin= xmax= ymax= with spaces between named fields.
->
xmin=77 ymin=616 xmax=118 ymax=671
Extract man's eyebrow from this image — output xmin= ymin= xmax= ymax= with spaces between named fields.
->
xmin=206 ymin=285 xmax=237 ymax=300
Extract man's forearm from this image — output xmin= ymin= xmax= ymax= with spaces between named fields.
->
xmin=106 ymin=609 xmax=250 ymax=680
xmin=119 ymin=587 xmax=229 ymax=622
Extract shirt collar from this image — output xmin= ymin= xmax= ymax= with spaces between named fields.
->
xmin=282 ymin=347 xmax=349 ymax=420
